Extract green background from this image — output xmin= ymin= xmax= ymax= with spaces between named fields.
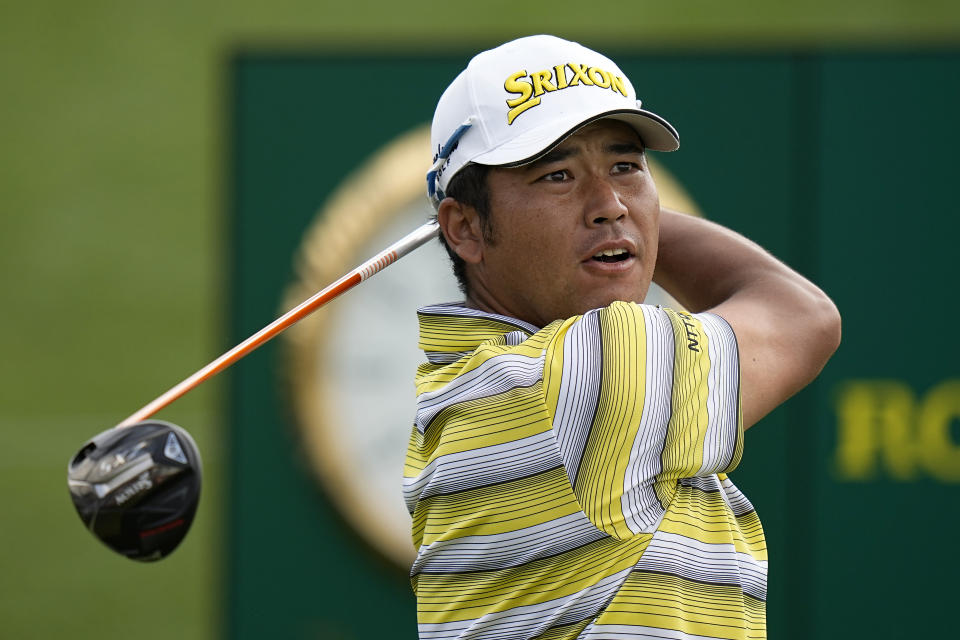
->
xmin=229 ymin=52 xmax=960 ymax=639
xmin=3 ymin=2 xmax=959 ymax=639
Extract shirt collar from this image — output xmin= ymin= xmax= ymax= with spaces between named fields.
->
xmin=417 ymin=302 xmax=540 ymax=364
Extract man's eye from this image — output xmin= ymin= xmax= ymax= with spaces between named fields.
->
xmin=612 ymin=161 xmax=639 ymax=174
xmin=540 ymin=170 xmax=568 ymax=182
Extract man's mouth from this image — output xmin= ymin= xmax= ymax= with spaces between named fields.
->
xmin=591 ymin=248 xmax=631 ymax=263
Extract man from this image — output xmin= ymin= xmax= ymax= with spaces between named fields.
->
xmin=404 ymin=35 xmax=840 ymax=640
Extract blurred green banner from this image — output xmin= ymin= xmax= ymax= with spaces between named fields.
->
xmin=228 ymin=50 xmax=959 ymax=639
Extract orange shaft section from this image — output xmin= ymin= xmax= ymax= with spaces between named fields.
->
xmin=118 ymin=271 xmax=362 ymax=427
xmin=116 ymin=220 xmax=438 ymax=428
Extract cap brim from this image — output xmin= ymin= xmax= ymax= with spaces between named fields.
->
xmin=473 ymin=108 xmax=680 ymax=169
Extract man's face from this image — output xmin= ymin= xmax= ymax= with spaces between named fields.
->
xmin=467 ymin=120 xmax=661 ymax=327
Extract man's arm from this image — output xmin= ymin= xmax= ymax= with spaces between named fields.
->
xmin=653 ymin=208 xmax=841 ymax=429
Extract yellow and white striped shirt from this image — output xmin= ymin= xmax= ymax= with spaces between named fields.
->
xmin=404 ymin=301 xmax=765 ymax=640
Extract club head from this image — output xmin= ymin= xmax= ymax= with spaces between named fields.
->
xmin=67 ymin=420 xmax=202 ymax=561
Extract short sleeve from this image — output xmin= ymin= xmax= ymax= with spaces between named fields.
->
xmin=542 ymin=301 xmax=742 ymax=539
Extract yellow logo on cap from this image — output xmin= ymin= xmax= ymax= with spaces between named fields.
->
xmin=504 ymin=63 xmax=629 ymax=125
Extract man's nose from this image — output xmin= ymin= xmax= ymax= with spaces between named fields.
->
xmin=583 ymin=175 xmax=628 ymax=226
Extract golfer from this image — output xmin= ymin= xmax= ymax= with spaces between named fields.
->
xmin=404 ymin=34 xmax=841 ymax=640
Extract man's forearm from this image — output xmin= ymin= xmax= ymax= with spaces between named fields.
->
xmin=653 ymin=209 xmax=777 ymax=312
xmin=654 ymin=208 xmax=810 ymax=313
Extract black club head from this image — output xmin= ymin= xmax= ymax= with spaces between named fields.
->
xmin=67 ymin=420 xmax=202 ymax=561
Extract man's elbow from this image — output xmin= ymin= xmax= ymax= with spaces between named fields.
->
xmin=805 ymin=289 xmax=842 ymax=377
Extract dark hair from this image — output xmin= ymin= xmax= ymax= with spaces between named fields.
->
xmin=435 ymin=163 xmax=493 ymax=294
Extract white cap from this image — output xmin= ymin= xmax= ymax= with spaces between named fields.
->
xmin=427 ymin=34 xmax=679 ymax=204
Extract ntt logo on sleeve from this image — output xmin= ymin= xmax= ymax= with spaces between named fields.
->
xmin=503 ymin=63 xmax=629 ymax=125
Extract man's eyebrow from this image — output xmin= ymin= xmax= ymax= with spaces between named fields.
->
xmin=525 ymin=139 xmax=644 ymax=171
xmin=527 ymin=146 xmax=578 ymax=169
xmin=607 ymin=141 xmax=645 ymax=155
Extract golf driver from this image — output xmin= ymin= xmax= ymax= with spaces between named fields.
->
xmin=68 ymin=220 xmax=440 ymax=560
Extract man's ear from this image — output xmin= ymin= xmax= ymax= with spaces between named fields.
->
xmin=437 ymin=197 xmax=485 ymax=264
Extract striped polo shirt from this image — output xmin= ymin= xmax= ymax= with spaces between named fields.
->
xmin=404 ymin=301 xmax=766 ymax=640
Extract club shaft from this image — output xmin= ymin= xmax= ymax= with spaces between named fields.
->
xmin=118 ymin=220 xmax=440 ymax=427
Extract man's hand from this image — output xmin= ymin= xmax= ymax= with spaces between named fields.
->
xmin=653 ymin=208 xmax=841 ymax=429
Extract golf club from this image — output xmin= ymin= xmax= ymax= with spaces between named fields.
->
xmin=67 ymin=220 xmax=440 ymax=560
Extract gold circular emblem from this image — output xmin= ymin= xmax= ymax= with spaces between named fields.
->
xmin=284 ymin=124 xmax=703 ymax=570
